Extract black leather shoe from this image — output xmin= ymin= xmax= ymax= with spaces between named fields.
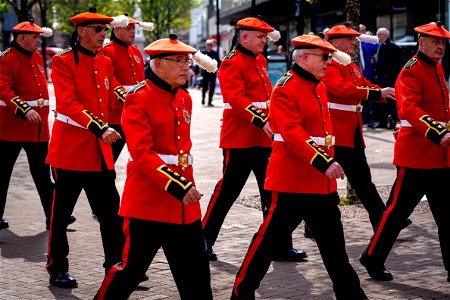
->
xmin=46 ymin=215 xmax=77 ymax=230
xmin=230 ymin=291 xmax=255 ymax=300
xmin=304 ymin=225 xmax=314 ymax=239
xmin=400 ymin=218 xmax=412 ymax=230
xmin=359 ymin=253 xmax=393 ymax=281
xmin=0 ymin=219 xmax=9 ymax=230
xmin=206 ymin=247 xmax=217 ymax=261
xmin=49 ymin=272 xmax=78 ymax=288
xmin=272 ymin=248 xmax=308 ymax=262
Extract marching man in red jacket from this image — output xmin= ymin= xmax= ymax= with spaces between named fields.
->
xmin=0 ymin=20 xmax=75 ymax=230
xmin=360 ymin=22 xmax=450 ymax=284
xmin=202 ymin=16 xmax=307 ymax=262
xmin=46 ymin=8 xmax=126 ymax=288
xmin=101 ymin=13 xmax=153 ymax=162
xmin=94 ymin=34 xmax=217 ymax=300
xmin=231 ymin=35 xmax=367 ymax=300
xmin=322 ymin=23 xmax=411 ymax=231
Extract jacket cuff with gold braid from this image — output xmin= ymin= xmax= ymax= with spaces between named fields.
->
xmin=10 ymin=96 xmax=32 ymax=120
xmin=82 ymin=110 xmax=110 ymax=138
xmin=420 ymin=115 xmax=449 ymax=144
xmin=367 ymin=88 xmax=382 ymax=100
xmin=114 ymin=86 xmax=127 ymax=104
xmin=307 ymin=140 xmax=335 ymax=173
xmin=157 ymin=165 xmax=194 ymax=200
xmin=245 ymin=104 xmax=268 ymax=128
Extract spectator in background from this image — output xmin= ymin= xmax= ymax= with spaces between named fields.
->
xmin=373 ymin=27 xmax=402 ymax=129
xmin=201 ymin=39 xmax=220 ymax=106
xmin=359 ymin=24 xmax=380 ymax=128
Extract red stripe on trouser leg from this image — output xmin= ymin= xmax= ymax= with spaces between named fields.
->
xmin=368 ymin=167 xmax=405 ymax=256
xmin=202 ymin=149 xmax=230 ymax=227
xmin=46 ymin=167 xmax=58 ymax=275
xmin=233 ymin=191 xmax=278 ymax=296
xmin=96 ymin=217 xmax=130 ymax=300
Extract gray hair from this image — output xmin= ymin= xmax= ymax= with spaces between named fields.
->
xmin=292 ymin=49 xmax=307 ymax=62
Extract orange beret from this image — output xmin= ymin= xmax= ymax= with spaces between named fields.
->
xmin=13 ymin=20 xmax=44 ymax=34
xmin=237 ymin=17 xmax=274 ymax=33
xmin=144 ymin=33 xmax=197 ymax=58
xmin=70 ymin=7 xmax=113 ymax=26
xmin=292 ymin=35 xmax=337 ymax=52
xmin=415 ymin=21 xmax=450 ymax=39
xmin=125 ymin=14 xmax=140 ymax=25
xmin=326 ymin=23 xmax=361 ymax=39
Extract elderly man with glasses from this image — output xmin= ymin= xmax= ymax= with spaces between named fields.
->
xmin=230 ymin=35 xmax=368 ymax=300
xmin=45 ymin=7 xmax=127 ymax=288
xmin=94 ymin=33 xmax=217 ymax=300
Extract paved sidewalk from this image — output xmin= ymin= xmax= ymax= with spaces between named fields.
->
xmin=0 ymin=86 xmax=448 ymax=299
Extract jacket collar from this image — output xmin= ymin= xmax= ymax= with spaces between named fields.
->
xmin=111 ymin=35 xmax=129 ymax=48
xmin=236 ymin=43 xmax=257 ymax=58
xmin=417 ymin=50 xmax=437 ymax=66
xmin=148 ymin=69 xmax=179 ymax=94
xmin=11 ymin=41 xmax=33 ymax=57
xmin=292 ymin=63 xmax=320 ymax=83
xmin=76 ymin=43 xmax=97 ymax=57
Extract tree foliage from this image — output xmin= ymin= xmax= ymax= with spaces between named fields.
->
xmin=5 ymin=0 xmax=39 ymax=21
xmin=49 ymin=0 xmax=137 ymax=33
xmin=138 ymin=0 xmax=200 ymax=40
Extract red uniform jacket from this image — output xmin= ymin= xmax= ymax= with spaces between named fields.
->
xmin=394 ymin=51 xmax=450 ymax=169
xmin=119 ymin=72 xmax=201 ymax=224
xmin=0 ymin=42 xmax=50 ymax=142
xmin=101 ymin=39 xmax=144 ymax=125
xmin=322 ymin=60 xmax=382 ymax=148
xmin=218 ymin=44 xmax=272 ymax=149
xmin=265 ymin=64 xmax=337 ymax=194
xmin=47 ymin=45 xmax=125 ymax=171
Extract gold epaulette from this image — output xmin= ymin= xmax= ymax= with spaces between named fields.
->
xmin=157 ymin=165 xmax=193 ymax=201
xmin=82 ymin=110 xmax=109 ymax=138
xmin=245 ymin=104 xmax=268 ymax=129
xmin=0 ymin=48 xmax=11 ymax=58
xmin=224 ymin=49 xmax=237 ymax=59
xmin=403 ymin=57 xmax=417 ymax=69
xmin=55 ymin=47 xmax=73 ymax=56
xmin=127 ymin=81 xmax=146 ymax=94
xmin=307 ymin=140 xmax=334 ymax=173
xmin=275 ymin=71 xmax=293 ymax=87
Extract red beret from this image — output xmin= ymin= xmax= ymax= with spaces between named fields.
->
xmin=326 ymin=23 xmax=360 ymax=39
xmin=415 ymin=22 xmax=450 ymax=39
xmin=292 ymin=35 xmax=337 ymax=52
xmin=144 ymin=33 xmax=197 ymax=58
xmin=13 ymin=20 xmax=44 ymax=34
xmin=237 ymin=17 xmax=274 ymax=33
xmin=70 ymin=7 xmax=113 ymax=26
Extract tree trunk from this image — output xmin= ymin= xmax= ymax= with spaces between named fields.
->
xmin=345 ymin=0 xmax=361 ymax=204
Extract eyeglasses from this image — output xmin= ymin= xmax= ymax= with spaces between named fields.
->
xmin=160 ymin=57 xmax=193 ymax=67
xmin=306 ymin=53 xmax=333 ymax=61
xmin=83 ymin=25 xmax=110 ymax=33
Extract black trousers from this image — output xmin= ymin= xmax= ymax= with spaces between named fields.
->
xmin=232 ymin=192 xmax=367 ymax=300
xmin=334 ymin=127 xmax=386 ymax=229
xmin=201 ymin=72 xmax=217 ymax=104
xmin=0 ymin=140 xmax=53 ymax=219
xmin=202 ymin=147 xmax=294 ymax=252
xmin=109 ymin=124 xmax=126 ymax=163
xmin=365 ymin=167 xmax=450 ymax=271
xmin=95 ymin=218 xmax=212 ymax=300
xmin=46 ymin=168 xmax=124 ymax=275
